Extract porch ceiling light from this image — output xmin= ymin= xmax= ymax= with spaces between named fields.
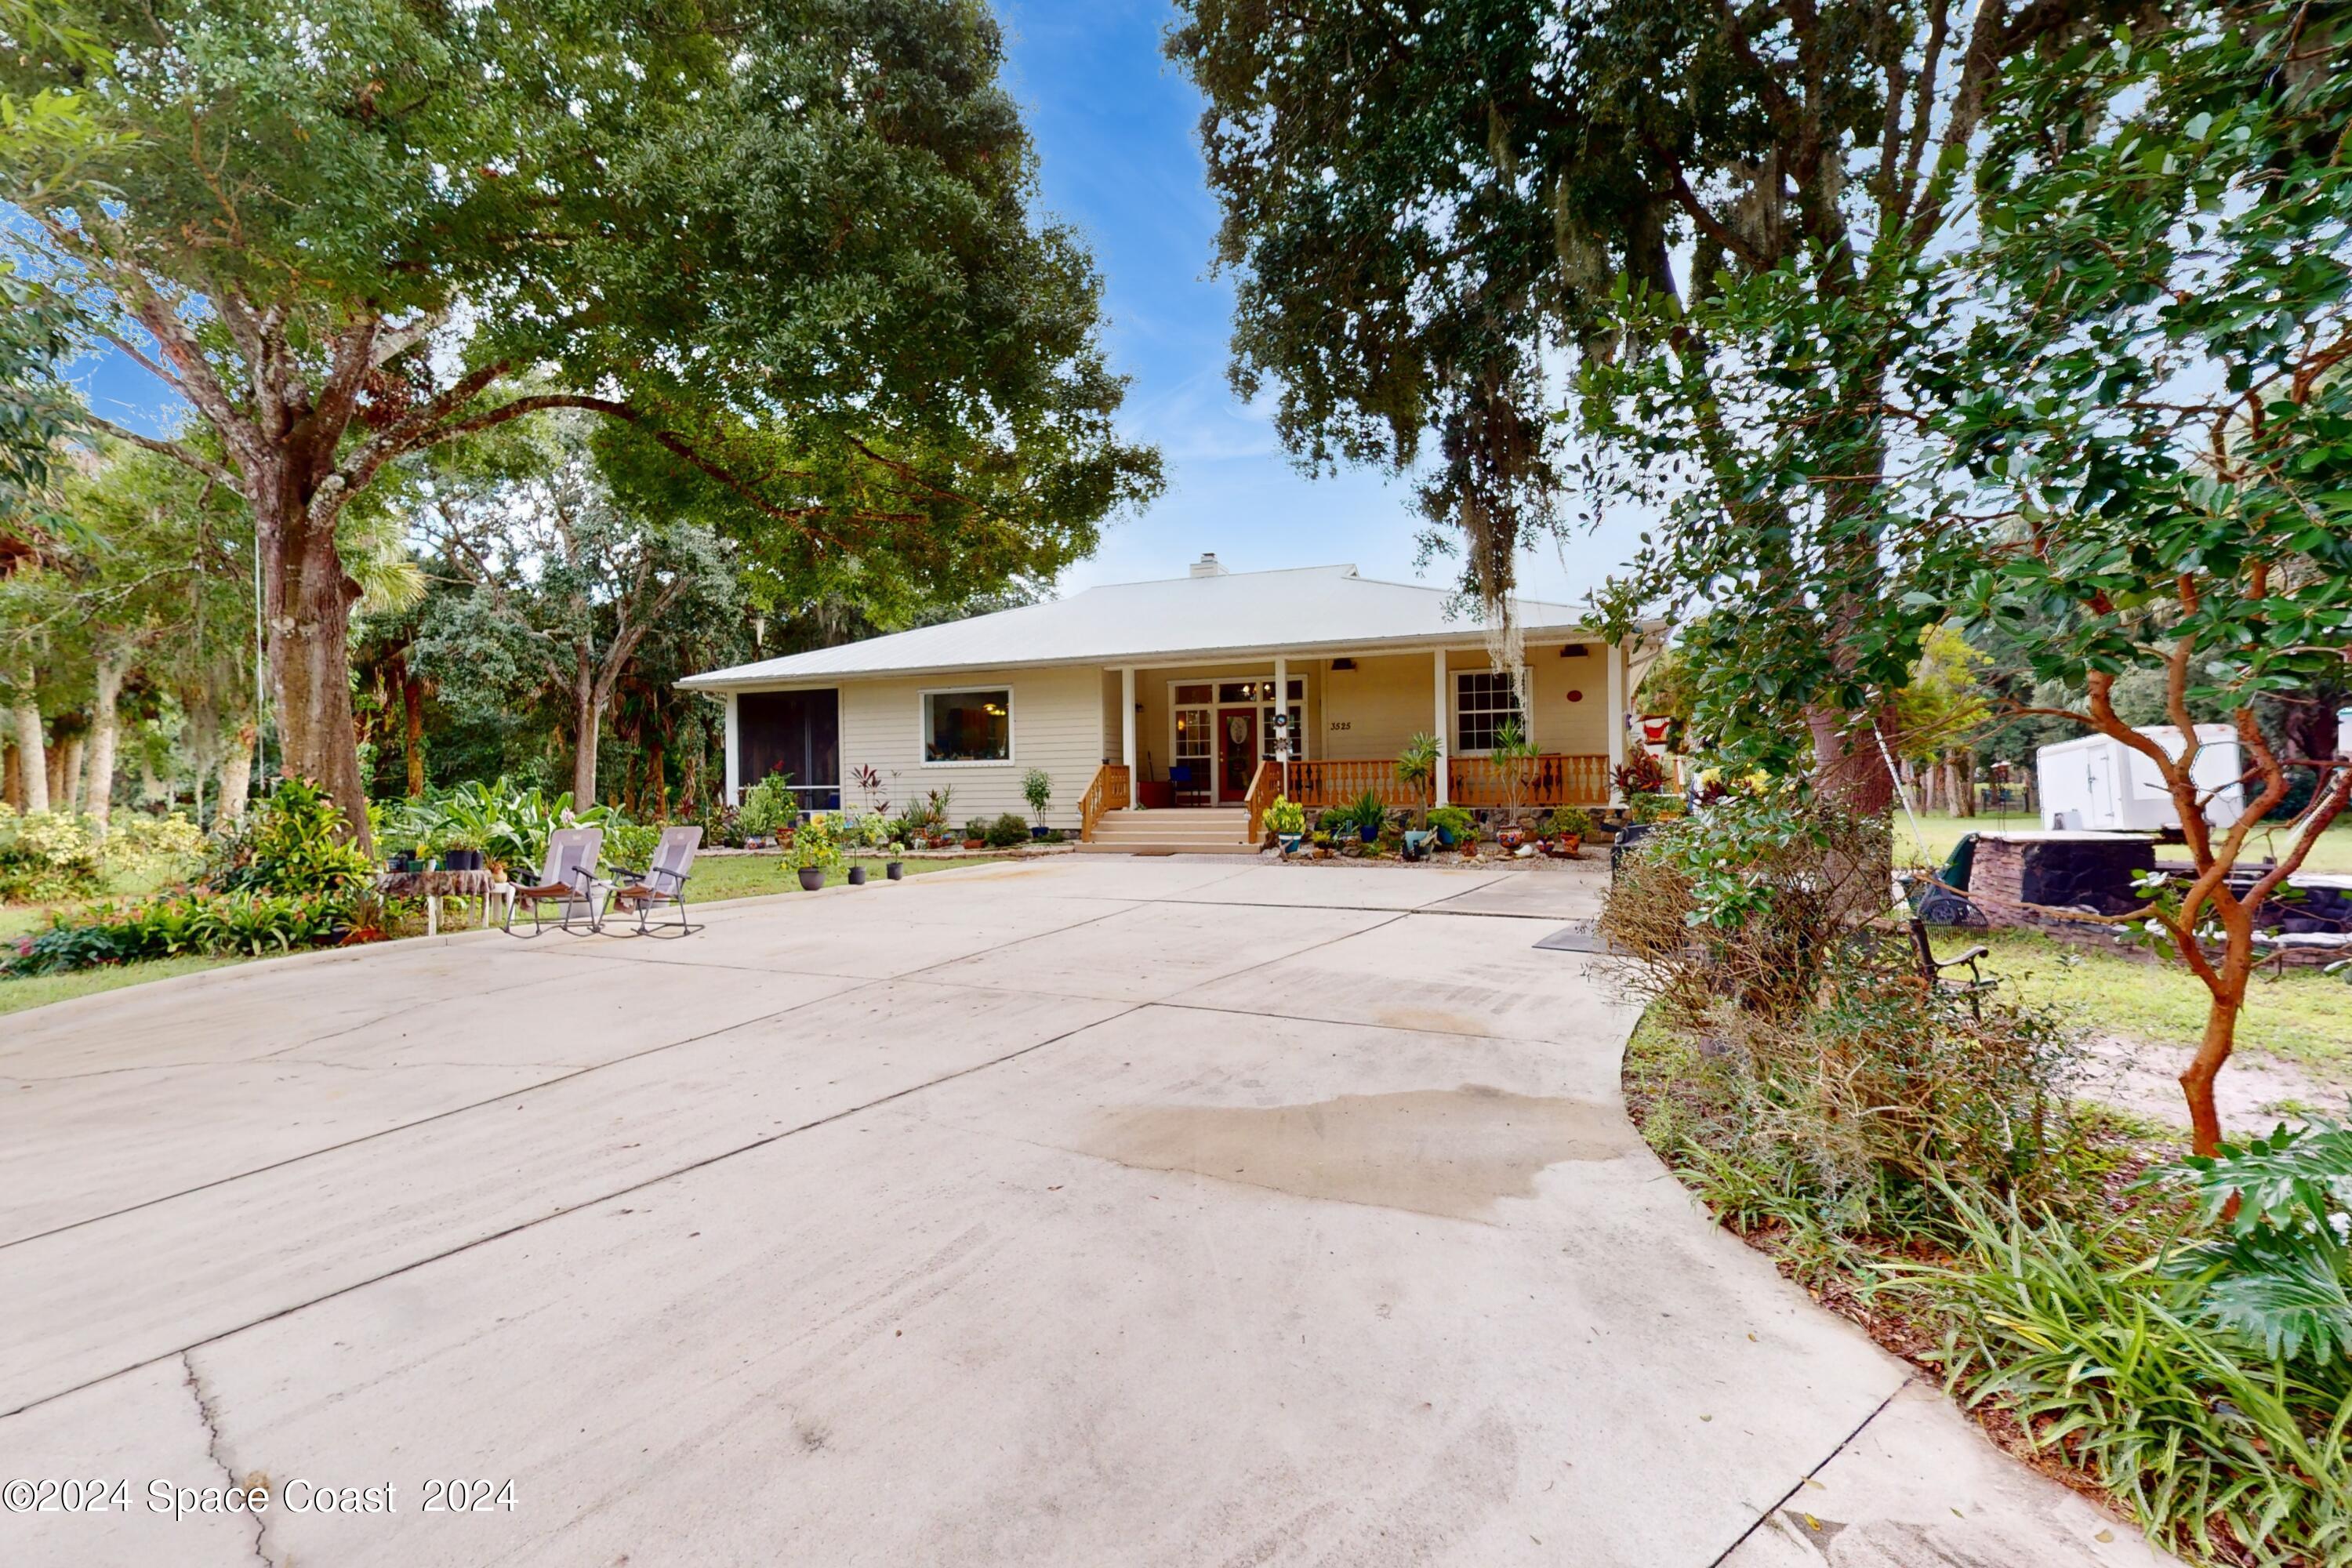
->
xmin=1330 ymin=658 xmax=1355 ymax=671
xmin=1560 ymin=644 xmax=1590 ymax=657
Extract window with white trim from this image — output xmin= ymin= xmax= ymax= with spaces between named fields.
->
xmin=923 ymin=688 xmax=1012 ymax=763
xmin=1454 ymin=670 xmax=1524 ymax=753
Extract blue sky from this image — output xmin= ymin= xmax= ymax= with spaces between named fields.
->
xmin=72 ymin=0 xmax=1633 ymax=608
xmin=999 ymin=1 xmax=1628 ymax=605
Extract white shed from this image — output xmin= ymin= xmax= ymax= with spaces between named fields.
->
xmin=2038 ymin=724 xmax=2245 ymax=832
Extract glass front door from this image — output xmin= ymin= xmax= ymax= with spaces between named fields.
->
xmin=1216 ymin=706 xmax=1258 ymax=802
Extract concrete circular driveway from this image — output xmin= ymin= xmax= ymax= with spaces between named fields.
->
xmin=1 ymin=857 xmax=2163 ymax=1566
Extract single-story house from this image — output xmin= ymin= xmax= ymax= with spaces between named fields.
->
xmin=678 ymin=556 xmax=1665 ymax=851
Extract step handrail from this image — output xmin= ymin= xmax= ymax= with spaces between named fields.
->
xmin=1079 ymin=763 xmax=1131 ymax=843
xmin=1243 ymin=760 xmax=1279 ymax=844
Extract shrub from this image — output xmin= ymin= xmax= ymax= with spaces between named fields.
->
xmin=1427 ymin=804 xmax=1475 ymax=843
xmin=1628 ymin=790 xmax=1686 ymax=824
xmin=1265 ymin=797 xmax=1307 ymax=836
xmin=1601 ymin=794 xmax=1892 ymax=1025
xmin=105 ymin=812 xmax=205 ymax=881
xmin=2152 ymin=1119 xmax=2352 ymax=1366
xmin=985 ymin=812 xmax=1029 ymax=848
xmin=698 ymin=800 xmax=745 ymax=849
xmin=1022 ymin=768 xmax=1053 ymax=820
xmin=604 ymin=820 xmax=661 ymax=872
xmin=0 ymin=807 xmax=103 ymax=902
xmin=962 ymin=817 xmax=990 ymax=844
xmin=376 ymin=779 xmax=613 ymax=872
xmin=207 ymin=779 xmax=373 ymax=897
xmin=1545 ymin=806 xmax=1595 ymax=838
xmin=2 ymin=887 xmax=365 ymax=978
xmin=736 ymin=775 xmax=796 ymax=840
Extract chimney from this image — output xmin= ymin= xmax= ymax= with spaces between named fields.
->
xmin=1189 ymin=552 xmax=1228 ymax=579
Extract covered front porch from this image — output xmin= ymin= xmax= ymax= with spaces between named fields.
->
xmin=1080 ymin=638 xmax=1632 ymax=844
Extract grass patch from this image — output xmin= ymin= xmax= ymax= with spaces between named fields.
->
xmin=1967 ymin=928 xmax=2352 ymax=1084
xmin=685 ymin=853 xmax=1011 ymax=902
xmin=1898 ymin=808 xmax=2352 ymax=873
xmin=0 ymin=952 xmax=246 ymax=1018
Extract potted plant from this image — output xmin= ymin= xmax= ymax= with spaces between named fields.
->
xmin=1545 ymin=807 xmax=1595 ymax=858
xmin=1022 ymin=768 xmax=1054 ymax=839
xmin=886 ymin=840 xmax=906 ymax=880
xmin=962 ymin=817 xmax=989 ymax=851
xmin=783 ymin=815 xmax=842 ymax=891
xmin=441 ymin=830 xmax=485 ymax=873
xmin=1310 ymin=829 xmax=1333 ymax=859
xmin=1342 ymin=788 xmax=1387 ymax=846
xmin=1265 ymin=796 xmax=1307 ymax=855
xmin=1426 ymin=804 xmax=1474 ymax=848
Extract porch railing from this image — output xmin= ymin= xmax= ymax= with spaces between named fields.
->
xmin=1447 ymin=753 xmax=1612 ymax=808
xmin=1078 ymin=764 xmax=1130 ymax=842
xmin=1243 ymin=760 xmax=1280 ymax=844
xmin=1272 ymin=753 xmax=1610 ymax=811
xmin=1275 ymin=758 xmax=1427 ymax=811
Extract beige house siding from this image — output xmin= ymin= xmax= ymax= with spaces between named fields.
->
xmin=1317 ymin=642 xmax=1610 ymax=761
xmin=833 ymin=664 xmax=1104 ymax=831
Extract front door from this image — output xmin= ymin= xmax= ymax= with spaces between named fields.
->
xmin=1216 ymin=706 xmax=1258 ymax=803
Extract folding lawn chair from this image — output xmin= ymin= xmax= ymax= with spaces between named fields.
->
xmin=600 ymin=826 xmax=703 ymax=938
xmin=503 ymin=826 xmax=604 ymax=938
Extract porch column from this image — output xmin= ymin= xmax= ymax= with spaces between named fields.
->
xmin=1120 ymin=666 xmax=1137 ymax=774
xmin=1272 ymin=656 xmax=1288 ymax=792
xmin=1606 ymin=641 xmax=1628 ymax=802
xmin=1432 ymin=648 xmax=1450 ymax=806
xmin=723 ymin=691 xmax=740 ymax=804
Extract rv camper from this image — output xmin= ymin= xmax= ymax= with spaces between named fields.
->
xmin=2037 ymin=725 xmax=2245 ymax=833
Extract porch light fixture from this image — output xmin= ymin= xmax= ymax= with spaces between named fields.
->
xmin=1330 ymin=658 xmax=1355 ymax=672
xmin=1559 ymin=644 xmax=1590 ymax=657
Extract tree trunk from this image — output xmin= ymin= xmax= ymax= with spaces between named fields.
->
xmin=647 ymin=739 xmax=667 ymax=821
xmin=572 ymin=671 xmax=601 ymax=806
xmin=1807 ymin=704 xmax=1896 ymax=816
xmin=12 ymin=702 xmax=48 ymax=814
xmin=259 ymin=477 xmax=372 ymax=851
xmin=2180 ymin=920 xmax=2256 ymax=1158
xmin=86 ymin=654 xmax=129 ymax=831
xmin=680 ymin=742 xmax=701 ymax=816
xmin=401 ymin=671 xmax=426 ymax=797
xmin=51 ymin=735 xmax=78 ymax=811
xmin=217 ymin=724 xmax=256 ymax=826
xmin=2 ymin=738 xmax=18 ymax=811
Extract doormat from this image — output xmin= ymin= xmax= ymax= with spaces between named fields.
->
xmin=1533 ymin=923 xmax=1617 ymax=954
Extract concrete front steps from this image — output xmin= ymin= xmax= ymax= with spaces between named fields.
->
xmin=1080 ymin=808 xmax=1259 ymax=855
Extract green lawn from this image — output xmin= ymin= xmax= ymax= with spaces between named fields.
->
xmin=0 ymin=852 xmax=1014 ymax=1019
xmin=1896 ymin=807 xmax=2352 ymax=873
xmin=0 ymin=953 xmax=248 ymax=1019
xmin=683 ymin=851 xmax=1011 ymax=902
xmin=1967 ymin=927 xmax=2351 ymax=1086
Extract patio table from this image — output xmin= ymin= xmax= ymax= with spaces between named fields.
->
xmin=373 ymin=867 xmax=508 ymax=936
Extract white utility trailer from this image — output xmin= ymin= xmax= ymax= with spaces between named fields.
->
xmin=2038 ymin=724 xmax=2245 ymax=832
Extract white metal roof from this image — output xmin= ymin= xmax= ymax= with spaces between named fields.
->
xmin=679 ymin=564 xmax=1613 ymax=689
